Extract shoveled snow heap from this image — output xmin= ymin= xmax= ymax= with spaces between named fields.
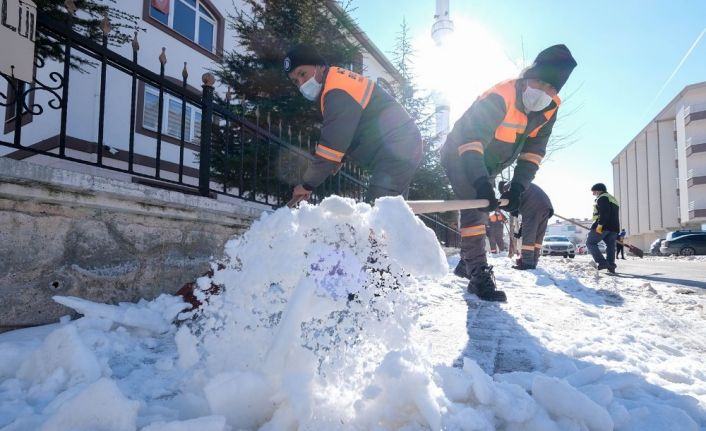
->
xmin=0 ymin=196 xmax=704 ymax=430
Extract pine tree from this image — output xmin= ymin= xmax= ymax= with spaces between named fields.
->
xmin=35 ymin=0 xmax=140 ymax=71
xmin=211 ymin=0 xmax=363 ymax=195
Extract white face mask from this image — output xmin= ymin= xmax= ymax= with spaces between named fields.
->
xmin=522 ymin=86 xmax=553 ymax=112
xmin=299 ymin=75 xmax=322 ymax=101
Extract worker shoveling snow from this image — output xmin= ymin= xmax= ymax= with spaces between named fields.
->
xmin=0 ymin=196 xmax=704 ymax=430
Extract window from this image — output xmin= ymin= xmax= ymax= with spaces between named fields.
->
xmin=142 ymin=85 xmax=201 ymax=144
xmin=148 ymin=0 xmax=218 ymax=53
xmin=4 ymin=77 xmax=35 ymax=134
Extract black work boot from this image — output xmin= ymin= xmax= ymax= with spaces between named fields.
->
xmin=512 ymin=258 xmax=536 ymax=270
xmin=467 ymin=265 xmax=507 ymax=302
xmin=596 ymin=262 xmax=609 ymax=271
xmin=454 ymin=260 xmax=470 ymax=279
xmin=607 ymin=263 xmax=617 ymax=274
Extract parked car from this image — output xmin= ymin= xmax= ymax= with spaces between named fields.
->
xmin=660 ymin=233 xmax=706 ymax=256
xmin=650 ymin=238 xmax=665 ymax=255
xmin=580 ymin=242 xmax=606 ymax=253
xmin=666 ymin=230 xmax=705 ymax=241
xmin=542 ymin=236 xmax=576 ymax=258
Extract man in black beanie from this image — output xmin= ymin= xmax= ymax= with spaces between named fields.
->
xmin=587 ymin=182 xmax=620 ymax=273
xmin=441 ymin=44 xmax=576 ymax=302
xmin=283 ymin=43 xmax=423 ymax=205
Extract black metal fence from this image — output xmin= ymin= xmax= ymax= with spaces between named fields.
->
xmin=0 ymin=8 xmax=460 ymax=247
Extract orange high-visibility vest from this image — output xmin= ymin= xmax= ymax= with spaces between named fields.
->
xmin=320 ymin=67 xmax=374 ymax=114
xmin=479 ymin=79 xmax=560 ymax=144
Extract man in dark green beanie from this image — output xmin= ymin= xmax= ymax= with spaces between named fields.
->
xmin=442 ymin=44 xmax=577 ymax=302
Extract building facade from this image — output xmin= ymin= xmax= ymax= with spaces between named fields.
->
xmin=1 ymin=0 xmax=403 ymax=185
xmin=611 ymin=81 xmax=706 ymax=250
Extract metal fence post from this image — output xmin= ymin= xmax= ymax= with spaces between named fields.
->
xmin=199 ymin=73 xmax=215 ymax=197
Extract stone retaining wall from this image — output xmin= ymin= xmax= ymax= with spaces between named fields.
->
xmin=0 ymin=158 xmax=267 ymax=330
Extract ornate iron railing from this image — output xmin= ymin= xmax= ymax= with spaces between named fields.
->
xmin=0 ymin=3 xmax=460 ymax=246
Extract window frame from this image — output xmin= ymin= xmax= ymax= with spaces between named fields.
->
xmin=4 ymin=76 xmax=35 ymax=134
xmin=142 ymin=0 xmax=224 ymax=60
xmin=142 ymin=84 xmax=201 ymax=143
xmin=135 ymin=80 xmax=203 ymax=151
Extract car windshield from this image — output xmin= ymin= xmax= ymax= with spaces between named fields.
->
xmin=544 ymin=236 xmax=570 ymax=242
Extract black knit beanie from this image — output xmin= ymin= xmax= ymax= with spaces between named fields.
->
xmin=520 ymin=44 xmax=577 ymax=92
xmin=283 ymin=44 xmax=327 ymax=74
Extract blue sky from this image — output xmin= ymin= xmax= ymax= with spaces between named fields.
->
xmin=350 ymin=0 xmax=706 ymax=219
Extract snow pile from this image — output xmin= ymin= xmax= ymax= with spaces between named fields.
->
xmin=0 ymin=196 xmax=704 ymax=430
xmin=178 ymin=196 xmax=449 ymax=429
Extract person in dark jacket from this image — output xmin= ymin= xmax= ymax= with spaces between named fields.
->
xmin=500 ymin=182 xmax=554 ymax=270
xmin=443 ymin=44 xmax=577 ymax=301
xmin=487 ymin=210 xmax=507 ymax=253
xmin=616 ymin=228 xmax=627 ymax=259
xmin=587 ymin=183 xmax=620 ymax=273
xmin=284 ymin=44 xmax=423 ymax=204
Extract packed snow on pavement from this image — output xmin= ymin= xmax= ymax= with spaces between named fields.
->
xmin=0 ymin=196 xmax=704 ymax=431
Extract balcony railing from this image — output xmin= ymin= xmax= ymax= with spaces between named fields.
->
xmin=686 ymin=103 xmax=706 ymax=124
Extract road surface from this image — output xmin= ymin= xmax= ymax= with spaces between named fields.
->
xmin=612 ymin=257 xmax=706 ymax=290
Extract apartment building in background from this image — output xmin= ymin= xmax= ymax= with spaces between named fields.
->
xmin=611 ymin=81 xmax=706 ymax=250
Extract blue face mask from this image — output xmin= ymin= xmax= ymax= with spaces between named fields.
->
xmin=299 ymin=76 xmax=322 ymax=101
xmin=522 ymin=86 xmax=552 ymax=112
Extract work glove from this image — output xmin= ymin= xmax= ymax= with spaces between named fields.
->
xmin=596 ymin=225 xmax=604 ymax=234
xmin=287 ymin=184 xmax=312 ymax=208
xmin=472 ymin=177 xmax=498 ymax=211
xmin=514 ymin=224 xmax=522 ymax=239
xmin=500 ymin=182 xmax=525 ymax=213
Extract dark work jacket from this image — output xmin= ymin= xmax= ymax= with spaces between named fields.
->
xmin=302 ymin=67 xmax=418 ymax=189
xmin=591 ymin=192 xmax=620 ymax=232
xmin=440 ymin=79 xmax=560 ymax=190
xmin=519 ymin=183 xmax=553 ymax=218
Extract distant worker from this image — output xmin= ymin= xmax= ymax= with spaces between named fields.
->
xmin=443 ymin=44 xmax=577 ymax=301
xmin=587 ymin=183 xmax=620 ymax=273
xmin=487 ymin=210 xmax=507 ymax=253
xmin=616 ymin=228 xmax=627 ymax=259
xmin=284 ymin=44 xmax=423 ymax=205
xmin=501 ymin=182 xmax=554 ymax=270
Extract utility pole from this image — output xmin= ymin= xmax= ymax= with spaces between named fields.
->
xmin=431 ymin=0 xmax=454 ymax=143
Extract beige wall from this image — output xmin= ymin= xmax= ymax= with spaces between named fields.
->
xmin=612 ymin=82 xmax=706 ymax=250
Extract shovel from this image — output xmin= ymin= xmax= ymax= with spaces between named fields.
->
xmin=288 ymin=196 xmax=510 ymax=213
xmin=553 ymin=214 xmax=644 ymax=258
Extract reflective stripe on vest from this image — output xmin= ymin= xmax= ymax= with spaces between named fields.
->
xmin=592 ymin=192 xmax=619 ymax=220
xmin=478 ymin=79 xmax=561 ymax=144
xmin=320 ymin=67 xmax=374 ymax=114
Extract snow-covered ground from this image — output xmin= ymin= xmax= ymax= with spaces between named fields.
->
xmin=1 ymin=196 xmax=705 ymax=430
